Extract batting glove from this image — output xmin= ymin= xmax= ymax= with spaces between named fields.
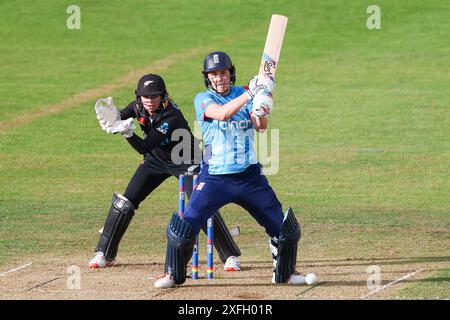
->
xmin=246 ymin=75 xmax=275 ymax=99
xmin=251 ymin=91 xmax=273 ymax=117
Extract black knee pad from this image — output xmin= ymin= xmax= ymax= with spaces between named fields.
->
xmin=96 ymin=193 xmax=135 ymax=261
xmin=201 ymin=211 xmax=241 ymax=263
xmin=165 ymin=213 xmax=197 ymax=285
xmin=274 ymin=207 xmax=301 ymax=283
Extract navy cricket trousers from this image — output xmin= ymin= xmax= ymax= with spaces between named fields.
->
xmin=183 ymin=163 xmax=284 ymax=238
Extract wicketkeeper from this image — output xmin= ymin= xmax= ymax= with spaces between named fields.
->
xmin=89 ymin=74 xmax=241 ymax=271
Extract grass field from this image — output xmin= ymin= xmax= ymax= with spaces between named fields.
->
xmin=0 ymin=0 xmax=449 ymax=300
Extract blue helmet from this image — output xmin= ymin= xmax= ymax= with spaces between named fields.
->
xmin=202 ymin=51 xmax=236 ymax=88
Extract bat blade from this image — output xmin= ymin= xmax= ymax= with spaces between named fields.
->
xmin=258 ymin=14 xmax=288 ymax=78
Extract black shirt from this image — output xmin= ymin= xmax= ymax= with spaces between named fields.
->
xmin=120 ymin=100 xmax=198 ymax=163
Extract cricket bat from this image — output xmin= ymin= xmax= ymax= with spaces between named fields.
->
xmin=258 ymin=14 xmax=288 ymax=78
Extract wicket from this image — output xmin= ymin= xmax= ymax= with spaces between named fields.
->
xmin=179 ymin=174 xmax=214 ymax=280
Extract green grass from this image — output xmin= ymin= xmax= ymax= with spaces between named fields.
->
xmin=395 ymin=268 xmax=450 ymax=299
xmin=0 ymin=0 xmax=449 ymax=298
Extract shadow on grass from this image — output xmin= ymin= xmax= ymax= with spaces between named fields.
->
xmin=177 ymin=280 xmax=367 ymax=288
xmin=414 ymin=277 xmax=450 ymax=283
xmin=324 ymin=268 xmax=447 ymax=276
xmin=297 ymin=256 xmax=450 ymax=267
xmin=223 ymin=256 xmax=450 ymax=270
xmin=109 ymin=262 xmax=164 ymax=268
xmin=179 ymin=277 xmax=450 ymax=289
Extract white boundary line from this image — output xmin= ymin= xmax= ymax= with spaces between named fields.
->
xmin=0 ymin=263 xmax=33 ymax=277
xmin=361 ymin=269 xmax=423 ymax=299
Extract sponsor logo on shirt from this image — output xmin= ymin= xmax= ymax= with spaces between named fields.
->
xmin=219 ymin=119 xmax=252 ymax=131
xmin=157 ymin=122 xmax=170 ymax=134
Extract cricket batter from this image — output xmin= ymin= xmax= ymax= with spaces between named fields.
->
xmin=89 ymin=73 xmax=241 ymax=271
xmin=154 ymin=52 xmax=304 ymax=288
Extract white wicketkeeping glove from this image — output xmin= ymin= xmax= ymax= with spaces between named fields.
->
xmin=105 ymin=117 xmax=136 ymax=138
xmin=94 ymin=97 xmax=121 ymax=130
xmin=246 ymin=75 xmax=276 ymax=99
xmin=251 ymin=92 xmax=273 ymax=117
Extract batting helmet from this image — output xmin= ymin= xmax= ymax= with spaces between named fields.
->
xmin=202 ymin=51 xmax=236 ymax=88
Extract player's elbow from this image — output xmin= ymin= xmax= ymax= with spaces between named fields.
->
xmin=217 ymin=114 xmax=230 ymax=121
xmin=208 ymin=112 xmax=229 ymax=121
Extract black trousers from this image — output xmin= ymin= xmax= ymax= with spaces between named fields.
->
xmin=105 ymin=151 xmax=241 ymax=263
xmin=123 ymin=152 xmax=198 ymax=209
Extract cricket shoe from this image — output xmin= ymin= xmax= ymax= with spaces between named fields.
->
xmin=154 ymin=273 xmax=175 ymax=289
xmin=271 ymin=271 xmax=306 ymax=285
xmin=88 ymin=251 xmax=115 ymax=268
xmin=223 ymin=256 xmax=241 ymax=271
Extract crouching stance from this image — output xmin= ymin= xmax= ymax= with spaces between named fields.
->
xmin=89 ymin=73 xmax=241 ymax=271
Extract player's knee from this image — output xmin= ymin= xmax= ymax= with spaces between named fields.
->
xmin=122 ymin=193 xmax=139 ymax=210
xmin=181 ymin=213 xmax=203 ymax=235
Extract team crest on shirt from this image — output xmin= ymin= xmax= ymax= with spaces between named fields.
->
xmin=157 ymin=122 xmax=170 ymax=134
xmin=201 ymin=98 xmax=213 ymax=109
xmin=196 ymin=182 xmax=205 ymax=191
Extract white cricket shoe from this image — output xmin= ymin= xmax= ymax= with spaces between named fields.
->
xmin=272 ymin=271 xmax=306 ymax=285
xmin=223 ymin=256 xmax=241 ymax=271
xmin=154 ymin=273 xmax=175 ymax=289
xmin=88 ymin=251 xmax=115 ymax=268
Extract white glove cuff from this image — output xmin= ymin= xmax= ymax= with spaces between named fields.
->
xmin=123 ymin=129 xmax=134 ymax=138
